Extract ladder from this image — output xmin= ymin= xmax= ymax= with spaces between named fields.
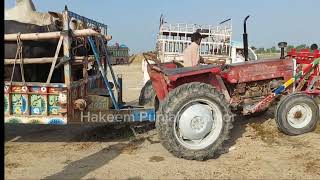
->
xmin=88 ymin=36 xmax=120 ymax=110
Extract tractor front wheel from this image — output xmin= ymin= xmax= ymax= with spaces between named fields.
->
xmin=138 ymin=80 xmax=158 ymax=110
xmin=156 ymin=82 xmax=234 ymax=160
xmin=275 ymin=93 xmax=319 ymax=136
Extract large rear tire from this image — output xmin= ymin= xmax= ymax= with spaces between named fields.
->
xmin=156 ymin=82 xmax=234 ymax=160
xmin=275 ymin=93 xmax=319 ymax=136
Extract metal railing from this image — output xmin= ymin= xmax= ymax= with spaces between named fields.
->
xmin=157 ymin=22 xmax=232 ymax=62
xmin=68 ymin=10 xmax=108 ymax=36
xmin=159 ymin=23 xmax=232 ymax=36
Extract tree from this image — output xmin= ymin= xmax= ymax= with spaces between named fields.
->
xmin=295 ymin=44 xmax=308 ymax=51
xmin=256 ymin=48 xmax=265 ymax=54
xmin=286 ymin=45 xmax=295 ymax=52
xmin=270 ymin=46 xmax=277 ymax=53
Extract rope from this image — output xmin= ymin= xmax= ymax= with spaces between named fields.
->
xmin=10 ymin=33 xmax=26 ymax=87
xmin=18 ymin=35 xmax=26 ymax=86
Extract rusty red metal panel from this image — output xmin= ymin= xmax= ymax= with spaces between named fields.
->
xmin=149 ymin=70 xmax=168 ymax=101
xmin=149 ymin=67 xmax=222 ymax=101
xmin=168 ymin=67 xmax=221 ymax=82
xmin=169 ymin=73 xmax=220 ymax=90
xmin=288 ymin=49 xmax=320 ymax=94
xmin=221 ymin=59 xmax=293 ymax=84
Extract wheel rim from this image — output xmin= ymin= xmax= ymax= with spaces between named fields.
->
xmin=174 ymin=99 xmax=223 ymax=150
xmin=287 ymin=103 xmax=313 ymax=129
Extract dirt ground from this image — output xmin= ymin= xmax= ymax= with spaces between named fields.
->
xmin=5 ymin=62 xmax=320 ymax=179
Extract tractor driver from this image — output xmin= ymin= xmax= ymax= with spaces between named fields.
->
xmin=183 ymin=32 xmax=226 ymax=67
xmin=183 ymin=32 xmax=206 ymax=67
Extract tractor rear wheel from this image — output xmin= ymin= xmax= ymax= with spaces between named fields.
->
xmin=156 ymin=82 xmax=234 ymax=160
xmin=275 ymin=93 xmax=319 ymax=135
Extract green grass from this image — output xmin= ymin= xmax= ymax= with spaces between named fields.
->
xmin=257 ymin=53 xmax=281 ymax=60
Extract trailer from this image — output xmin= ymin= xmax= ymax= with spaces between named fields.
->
xmin=4 ymin=7 xmax=155 ymax=125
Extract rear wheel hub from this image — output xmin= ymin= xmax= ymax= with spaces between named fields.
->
xmin=179 ymin=104 xmax=214 ymax=140
xmin=174 ymin=99 xmax=223 ymax=150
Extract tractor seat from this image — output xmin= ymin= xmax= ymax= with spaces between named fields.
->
xmin=162 ymin=64 xmax=219 ymax=76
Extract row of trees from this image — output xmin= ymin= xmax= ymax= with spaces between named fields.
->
xmin=253 ymin=44 xmax=313 ymax=54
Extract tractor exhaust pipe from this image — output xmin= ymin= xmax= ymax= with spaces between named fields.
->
xmin=278 ymin=42 xmax=288 ymax=59
xmin=243 ymin=15 xmax=250 ymax=61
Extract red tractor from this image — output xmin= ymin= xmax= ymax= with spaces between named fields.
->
xmin=142 ymin=16 xmax=320 ymax=160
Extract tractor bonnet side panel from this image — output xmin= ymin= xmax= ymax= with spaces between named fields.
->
xmin=221 ymin=59 xmax=293 ymax=83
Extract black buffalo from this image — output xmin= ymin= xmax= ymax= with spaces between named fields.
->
xmin=4 ymin=20 xmax=90 ymax=82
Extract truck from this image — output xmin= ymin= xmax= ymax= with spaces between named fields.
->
xmin=156 ymin=16 xmax=257 ymax=64
xmin=4 ymin=7 xmax=155 ymax=125
xmin=107 ymin=44 xmax=130 ymax=65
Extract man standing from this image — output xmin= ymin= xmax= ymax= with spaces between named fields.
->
xmin=183 ymin=32 xmax=204 ymax=67
xmin=183 ymin=32 xmax=226 ymax=67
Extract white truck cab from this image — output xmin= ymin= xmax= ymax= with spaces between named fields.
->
xmin=228 ymin=41 xmax=258 ymax=64
xmin=142 ymin=18 xmax=258 ymax=83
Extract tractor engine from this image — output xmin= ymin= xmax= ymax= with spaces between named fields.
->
xmin=229 ymin=79 xmax=283 ymax=111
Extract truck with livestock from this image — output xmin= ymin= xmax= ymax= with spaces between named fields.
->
xmin=4 ymin=2 xmax=155 ymax=125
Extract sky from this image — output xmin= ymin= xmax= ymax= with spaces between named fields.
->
xmin=5 ymin=0 xmax=320 ymax=54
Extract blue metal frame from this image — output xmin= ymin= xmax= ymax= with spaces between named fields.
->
xmin=88 ymin=36 xmax=120 ymax=110
xmin=98 ymin=37 xmax=120 ymax=90
xmin=68 ymin=10 xmax=108 ymax=36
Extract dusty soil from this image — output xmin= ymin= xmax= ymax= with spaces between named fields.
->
xmin=5 ymin=63 xmax=320 ymax=179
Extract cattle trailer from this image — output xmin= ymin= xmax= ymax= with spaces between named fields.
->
xmin=4 ymin=7 xmax=155 ymax=125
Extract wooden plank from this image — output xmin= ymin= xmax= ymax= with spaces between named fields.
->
xmin=63 ymin=9 xmax=73 ymax=123
xmin=4 ymin=56 xmax=99 ymax=64
xmin=5 ymin=57 xmax=56 ymax=64
xmin=4 ymin=82 xmax=67 ymax=87
xmin=4 ymin=29 xmax=101 ymax=41
xmin=46 ymin=36 xmax=64 ymax=84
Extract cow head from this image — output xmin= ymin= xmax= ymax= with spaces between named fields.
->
xmin=48 ymin=11 xmax=64 ymax=30
xmin=70 ymin=18 xmax=88 ymax=30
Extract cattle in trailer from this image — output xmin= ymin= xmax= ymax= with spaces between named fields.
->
xmin=4 ymin=0 xmax=98 ymax=83
xmin=6 ymin=0 xmax=87 ymax=31
xmin=4 ymin=20 xmax=63 ymax=59
xmin=4 ymin=20 xmax=86 ymax=83
xmin=5 ymin=0 xmax=63 ymax=26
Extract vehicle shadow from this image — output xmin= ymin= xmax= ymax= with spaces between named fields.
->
xmin=5 ymin=122 xmax=155 ymax=143
xmin=44 ymin=137 xmax=146 ymax=180
xmin=214 ymin=109 xmax=275 ymax=158
xmin=6 ymin=122 xmax=156 ymax=179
